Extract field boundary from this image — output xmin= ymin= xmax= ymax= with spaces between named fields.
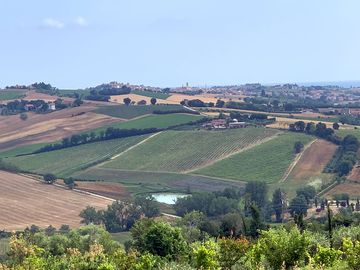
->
xmin=279 ymin=139 xmax=317 ymax=183
xmin=19 ymin=173 xmax=115 ymax=202
xmin=184 ymin=132 xmax=281 ymax=173
xmin=110 ymin=132 xmax=162 ymax=160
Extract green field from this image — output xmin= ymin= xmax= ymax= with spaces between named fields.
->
xmin=111 ymin=232 xmax=132 ymax=247
xmin=0 ymin=90 xmax=26 ymax=100
xmin=92 ymin=113 xmax=203 ymax=134
xmin=336 ymin=129 xmax=360 ymax=140
xmin=6 ymin=135 xmax=149 ymax=177
xmin=58 ymin=89 xmax=91 ymax=98
xmin=94 ymin=104 xmax=192 ymax=119
xmin=74 ymin=168 xmax=245 ymax=194
xmin=0 ymin=143 xmax=49 ymax=158
xmin=195 ymin=132 xmax=314 ymax=183
xmin=0 ymin=238 xmax=9 ymax=257
xmin=131 ymin=89 xmax=170 ymax=99
xmin=103 ymin=128 xmax=280 ymax=172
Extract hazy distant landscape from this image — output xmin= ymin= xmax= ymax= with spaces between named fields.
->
xmin=1 ymin=1 xmax=360 ymax=269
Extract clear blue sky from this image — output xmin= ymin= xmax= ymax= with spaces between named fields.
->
xmin=1 ymin=0 xmax=359 ymax=88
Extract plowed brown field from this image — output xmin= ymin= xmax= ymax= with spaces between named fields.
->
xmin=74 ymin=182 xmax=130 ymax=200
xmin=0 ymin=105 xmax=122 ymax=150
xmin=325 ymin=182 xmax=360 ymax=198
xmin=348 ymin=166 xmax=360 ymax=182
xmin=289 ymin=139 xmax=337 ymax=180
xmin=0 ymin=171 xmax=112 ymax=230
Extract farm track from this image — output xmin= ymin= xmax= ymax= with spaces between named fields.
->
xmin=279 ymin=139 xmax=317 ymax=183
xmin=109 ymin=132 xmax=162 ymax=160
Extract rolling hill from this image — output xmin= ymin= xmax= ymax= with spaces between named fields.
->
xmin=194 ymin=132 xmax=314 ymax=183
xmin=102 ymin=128 xmax=280 ymax=172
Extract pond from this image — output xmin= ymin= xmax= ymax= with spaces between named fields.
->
xmin=152 ymin=193 xmax=190 ymax=205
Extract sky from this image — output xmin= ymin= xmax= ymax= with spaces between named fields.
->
xmin=1 ymin=0 xmax=360 ymax=89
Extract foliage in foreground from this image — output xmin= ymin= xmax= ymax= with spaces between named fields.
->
xmin=1 ymin=222 xmax=360 ymax=270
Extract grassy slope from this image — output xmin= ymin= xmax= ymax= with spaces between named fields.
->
xmin=195 ymin=132 xmax=314 ymax=183
xmin=336 ymin=129 xmax=360 ymax=140
xmin=0 ymin=143 xmax=49 ymax=158
xmin=92 ymin=113 xmax=203 ymax=134
xmin=131 ymin=90 xmax=170 ymax=99
xmin=0 ymin=91 xmax=26 ymax=100
xmin=94 ymin=104 xmax=190 ymax=119
xmin=103 ymin=128 xmax=280 ymax=172
xmin=58 ymin=89 xmax=91 ymax=97
xmin=6 ymin=135 xmax=148 ymax=177
xmin=0 ymin=114 xmax=202 ymax=160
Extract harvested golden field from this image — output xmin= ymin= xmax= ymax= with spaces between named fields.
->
xmin=0 ymin=105 xmax=122 ymax=150
xmin=166 ymin=94 xmax=221 ymax=103
xmin=288 ymin=139 xmax=337 ymax=181
xmin=23 ymin=90 xmax=73 ymax=103
xmin=267 ymin=117 xmax=357 ymax=130
xmin=110 ymin=94 xmax=177 ymax=105
xmin=0 ymin=171 xmax=112 ymax=230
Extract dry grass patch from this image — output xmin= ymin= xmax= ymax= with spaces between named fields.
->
xmin=110 ymin=94 xmax=177 ymax=105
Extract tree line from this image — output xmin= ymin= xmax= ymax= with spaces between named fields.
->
xmin=34 ymin=127 xmax=160 ymax=153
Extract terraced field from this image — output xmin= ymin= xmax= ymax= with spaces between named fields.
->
xmin=6 ymin=135 xmax=149 ymax=177
xmin=94 ymin=104 xmax=191 ymax=119
xmin=195 ymin=132 xmax=314 ymax=183
xmin=103 ymin=128 xmax=280 ymax=172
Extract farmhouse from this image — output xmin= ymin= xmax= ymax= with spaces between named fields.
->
xmin=203 ymin=119 xmax=248 ymax=130
xmin=48 ymin=102 xmax=56 ymax=111
xmin=229 ymin=119 xmax=247 ymax=128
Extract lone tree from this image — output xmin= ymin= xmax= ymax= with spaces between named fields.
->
xmin=43 ymin=173 xmax=56 ymax=184
xmin=216 ymin=99 xmax=225 ymax=108
xmin=19 ymin=113 xmax=28 ymax=121
xmin=64 ymin=177 xmax=76 ymax=189
xmin=150 ymin=97 xmax=157 ymax=105
xmin=333 ymin=122 xmax=340 ymax=130
xmin=289 ymin=195 xmax=308 ymax=217
xmin=294 ymin=141 xmax=304 ymax=153
xmin=123 ymin=97 xmax=131 ymax=106
xmin=272 ymin=188 xmax=286 ymax=223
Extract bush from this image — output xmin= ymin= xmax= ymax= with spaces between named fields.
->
xmin=43 ymin=173 xmax=56 ymax=184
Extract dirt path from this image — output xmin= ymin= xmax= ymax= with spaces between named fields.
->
xmin=279 ymin=139 xmax=317 ymax=183
xmin=110 ymin=132 xmax=161 ymax=160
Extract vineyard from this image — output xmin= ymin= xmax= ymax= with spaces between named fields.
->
xmin=102 ymin=128 xmax=280 ymax=172
xmin=6 ymin=135 xmax=149 ymax=177
xmin=195 ymin=132 xmax=314 ymax=183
